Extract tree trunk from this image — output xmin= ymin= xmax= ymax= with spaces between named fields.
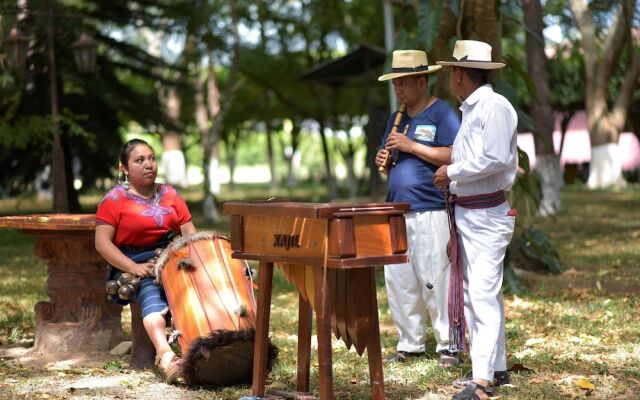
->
xmin=466 ymin=0 xmax=502 ymax=55
xmin=194 ymin=56 xmax=221 ymax=223
xmin=63 ymin=137 xmax=81 ymax=213
xmin=431 ymin=0 xmax=502 ymax=101
xmin=523 ymin=0 xmax=562 ymax=215
xmin=365 ymin=106 xmax=388 ymax=200
xmin=265 ymin=118 xmax=278 ymax=193
xmin=587 ymin=143 xmax=626 ymax=188
xmin=198 ymin=0 xmax=241 ymax=222
xmin=285 ymin=123 xmax=300 ymax=189
xmin=225 ymin=131 xmax=238 ymax=189
xmin=159 ymin=85 xmax=187 ymax=188
xmin=535 ymin=154 xmax=563 ymax=216
xmin=570 ymin=0 xmax=640 ymax=188
xmin=162 ymin=133 xmax=188 ymax=188
xmin=204 ymin=149 xmax=220 ymax=223
xmin=431 ymin=7 xmax=458 ymax=102
xmin=194 ymin=66 xmax=220 ymax=223
xmin=343 ymin=141 xmax=357 ymax=199
xmin=318 ymin=117 xmax=337 ymax=199
xmin=203 ymin=68 xmax=222 ymax=223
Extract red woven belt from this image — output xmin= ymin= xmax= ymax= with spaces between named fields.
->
xmin=452 ymin=190 xmax=506 ymax=209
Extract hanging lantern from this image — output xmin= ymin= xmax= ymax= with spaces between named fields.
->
xmin=71 ymin=33 xmax=96 ymax=73
xmin=3 ymin=26 xmax=29 ymax=73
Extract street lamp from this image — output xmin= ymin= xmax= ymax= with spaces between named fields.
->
xmin=2 ymin=27 xmax=29 ymax=72
xmin=3 ymin=28 xmax=97 ymax=75
xmin=72 ymin=33 xmax=97 ymax=73
xmin=2 ymin=6 xmax=97 ymax=212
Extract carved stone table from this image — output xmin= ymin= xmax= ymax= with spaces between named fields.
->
xmin=0 ymin=214 xmax=126 ymax=359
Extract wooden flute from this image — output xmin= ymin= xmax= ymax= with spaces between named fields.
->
xmin=391 ymin=122 xmax=411 ymax=166
xmin=378 ymin=103 xmax=407 ymax=172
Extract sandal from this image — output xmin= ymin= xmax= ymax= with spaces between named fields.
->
xmin=155 ymin=348 xmax=182 ymax=384
xmin=384 ymin=351 xmax=425 ymax=363
xmin=453 ymin=370 xmax=509 ymax=388
xmin=438 ymin=350 xmax=460 ymax=369
xmin=452 ymin=382 xmax=495 ymax=400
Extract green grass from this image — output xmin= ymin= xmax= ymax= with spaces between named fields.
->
xmin=0 ymin=185 xmax=639 ymax=399
xmin=0 ymin=230 xmax=46 ymax=345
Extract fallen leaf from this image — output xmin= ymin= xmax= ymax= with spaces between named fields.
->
xmin=513 ymin=348 xmax=537 ymax=359
xmin=524 ymin=338 xmax=546 ymax=346
xmin=573 ymin=378 xmax=596 ymax=391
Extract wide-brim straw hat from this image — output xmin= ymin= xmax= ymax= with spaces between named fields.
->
xmin=378 ymin=50 xmax=442 ymax=81
xmin=436 ymin=40 xmax=505 ymax=69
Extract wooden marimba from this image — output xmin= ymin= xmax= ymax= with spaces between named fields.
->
xmin=223 ymin=201 xmax=410 ymax=400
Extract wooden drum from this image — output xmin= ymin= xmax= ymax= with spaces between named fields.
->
xmin=154 ymin=231 xmax=277 ymax=386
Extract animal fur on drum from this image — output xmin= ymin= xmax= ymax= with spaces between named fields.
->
xmin=177 ymin=257 xmax=194 ymax=270
xmin=178 ymin=328 xmax=279 ymax=386
xmin=153 ymin=231 xmax=229 ymax=285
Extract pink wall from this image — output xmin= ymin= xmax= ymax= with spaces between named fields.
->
xmin=517 ymin=111 xmax=640 ymax=171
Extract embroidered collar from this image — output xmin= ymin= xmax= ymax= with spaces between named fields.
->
xmin=123 ymin=184 xmax=166 ymax=206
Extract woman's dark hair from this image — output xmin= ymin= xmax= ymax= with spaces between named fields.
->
xmin=117 ymin=138 xmax=153 ymax=184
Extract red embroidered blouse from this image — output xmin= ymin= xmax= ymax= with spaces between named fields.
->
xmin=96 ymin=184 xmax=192 ymax=247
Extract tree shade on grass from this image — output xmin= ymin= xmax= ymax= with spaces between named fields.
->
xmin=0 ymin=187 xmax=639 ymax=399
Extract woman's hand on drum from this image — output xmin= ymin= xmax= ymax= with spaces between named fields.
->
xmin=131 ymin=261 xmax=154 ymax=278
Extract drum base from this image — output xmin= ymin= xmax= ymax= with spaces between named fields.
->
xmin=180 ymin=328 xmax=278 ymax=386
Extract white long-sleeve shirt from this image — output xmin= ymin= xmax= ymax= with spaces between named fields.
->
xmin=447 ymin=84 xmax=518 ymax=196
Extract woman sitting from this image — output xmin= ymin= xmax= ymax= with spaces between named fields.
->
xmin=95 ymin=138 xmax=196 ymax=382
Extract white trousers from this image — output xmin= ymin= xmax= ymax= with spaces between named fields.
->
xmin=456 ymin=202 xmax=515 ymax=381
xmin=384 ymin=210 xmax=451 ymax=354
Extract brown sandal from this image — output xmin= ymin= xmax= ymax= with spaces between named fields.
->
xmin=438 ymin=350 xmax=460 ymax=369
xmin=155 ymin=348 xmax=182 ymax=384
xmin=452 ymin=382 xmax=495 ymax=399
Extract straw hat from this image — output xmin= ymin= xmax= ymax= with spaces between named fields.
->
xmin=378 ymin=50 xmax=442 ymax=81
xmin=436 ymin=40 xmax=505 ymax=69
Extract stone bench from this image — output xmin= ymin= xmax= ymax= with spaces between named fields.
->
xmin=129 ymin=302 xmax=156 ymax=369
xmin=0 ymin=214 xmax=156 ymax=368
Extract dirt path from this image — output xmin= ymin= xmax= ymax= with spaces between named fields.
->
xmin=0 ymin=346 xmax=221 ymax=400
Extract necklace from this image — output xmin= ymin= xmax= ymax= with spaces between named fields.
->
xmin=408 ymin=95 xmax=436 ymax=117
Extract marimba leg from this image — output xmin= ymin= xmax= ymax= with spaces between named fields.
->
xmin=365 ymin=268 xmax=386 ymax=399
xmin=297 ymin=293 xmax=312 ymax=393
xmin=313 ymin=267 xmax=334 ymax=400
xmin=252 ymin=261 xmax=274 ymax=397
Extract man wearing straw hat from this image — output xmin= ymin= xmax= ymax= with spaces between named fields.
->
xmin=433 ymin=40 xmax=518 ymax=400
xmin=375 ymin=50 xmax=461 ymax=367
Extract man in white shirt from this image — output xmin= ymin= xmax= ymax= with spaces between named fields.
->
xmin=433 ymin=40 xmax=518 ymax=400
